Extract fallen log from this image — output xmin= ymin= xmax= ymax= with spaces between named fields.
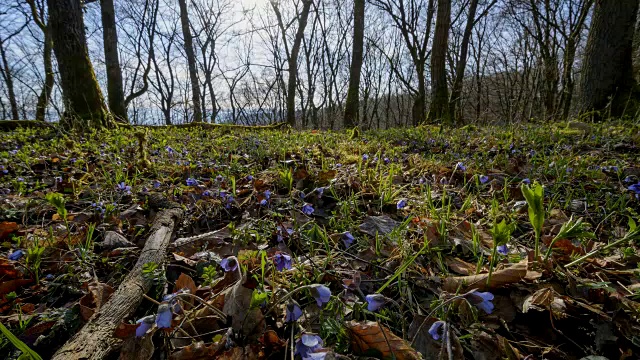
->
xmin=51 ymin=206 xmax=184 ymax=360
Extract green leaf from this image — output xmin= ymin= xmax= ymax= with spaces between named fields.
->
xmin=0 ymin=323 xmax=43 ymax=360
xmin=250 ymin=290 xmax=268 ymax=309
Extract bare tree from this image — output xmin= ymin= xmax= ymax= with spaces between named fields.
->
xmin=178 ymin=0 xmax=203 ymax=122
xmin=428 ymin=0 xmax=451 ymax=123
xmin=343 ymin=0 xmax=365 ymax=128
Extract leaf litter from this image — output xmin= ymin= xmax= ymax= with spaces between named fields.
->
xmin=0 ymin=122 xmax=640 ymax=359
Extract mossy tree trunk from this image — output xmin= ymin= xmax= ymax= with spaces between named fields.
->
xmin=101 ymin=0 xmax=128 ymax=122
xmin=47 ymin=0 xmax=114 ymax=129
xmin=577 ymin=0 xmax=639 ymax=119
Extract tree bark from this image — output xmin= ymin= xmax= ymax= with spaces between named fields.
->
xmin=48 ymin=0 xmax=113 ymax=129
xmin=51 ymin=207 xmax=183 ymax=360
xmin=0 ymin=38 xmax=19 ymax=120
xmin=178 ymin=0 xmax=203 ymax=123
xmin=578 ymin=0 xmax=639 ymax=119
xmin=100 ymin=0 xmax=128 ymax=122
xmin=286 ymin=0 xmax=312 ymax=127
xmin=428 ymin=0 xmax=451 ymax=123
xmin=343 ymin=0 xmax=365 ymax=128
xmin=450 ymin=0 xmax=479 ymax=123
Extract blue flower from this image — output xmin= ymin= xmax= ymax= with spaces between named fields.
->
xmin=497 ymin=244 xmax=508 ymax=255
xmin=264 ymin=190 xmax=271 ymax=200
xmin=362 ymin=154 xmax=369 ymax=161
xmin=220 ymin=257 xmax=238 ymax=272
xmin=216 ymin=175 xmax=224 ymax=182
xmin=152 ymin=180 xmax=161 ymax=189
xmin=396 ymin=199 xmax=407 ymax=209
xmin=428 ymin=320 xmax=445 ymax=340
xmin=522 ymin=178 xmax=531 ymax=185
xmin=384 ymin=157 xmax=390 ymax=164
xmin=260 ymin=199 xmax=268 ymax=206
xmin=465 ymin=290 xmax=495 ymax=314
xmin=155 ymin=303 xmax=172 ymax=328
xmin=479 ymin=175 xmax=489 ymax=184
xmin=246 ymin=175 xmax=254 ymax=181
xmin=342 ymin=232 xmax=355 ymax=248
xmin=186 ymin=178 xmax=197 ymax=186
xmin=302 ymin=203 xmax=314 ymax=216
xmin=203 ymin=190 xmax=212 ymax=197
xmin=116 ymin=182 xmax=131 ymax=194
xmin=623 ymin=176 xmax=635 ymax=184
xmin=456 ymin=162 xmax=466 ymax=172
xmin=309 ymin=284 xmax=331 ymax=307
xmin=365 ymin=294 xmax=387 ymax=312
xmin=628 ymin=183 xmax=640 ymax=194
xmin=315 ymin=187 xmax=324 ymax=199
xmin=219 ymin=190 xmax=227 ymax=198
xmin=8 ymin=250 xmax=24 ymax=261
xmin=135 ymin=315 xmax=155 ymax=337
xmin=295 ymin=333 xmax=323 ymax=358
xmin=274 ymin=253 xmax=292 ymax=271
xmin=285 ymin=303 xmax=302 ymax=322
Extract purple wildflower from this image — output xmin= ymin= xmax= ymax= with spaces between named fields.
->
xmin=274 ymin=253 xmax=292 ymax=271
xmin=456 ymin=162 xmax=467 ymax=172
xmin=285 ymin=303 xmax=303 ymax=322
xmin=8 ymin=250 xmax=24 ymax=261
xmin=155 ymin=303 xmax=172 ymax=328
xmin=309 ymin=284 xmax=331 ymax=307
xmin=203 ymin=190 xmax=212 ymax=197
xmin=186 ymin=178 xmax=197 ymax=186
xmin=465 ymin=290 xmax=495 ymax=314
xmin=116 ymin=182 xmax=131 ymax=194
xmin=365 ymin=294 xmax=387 ymax=312
xmin=295 ymin=333 xmax=323 ymax=358
xmin=152 ymin=180 xmax=161 ymax=189
xmin=135 ymin=315 xmax=155 ymax=337
xmin=479 ymin=175 xmax=489 ymax=184
xmin=428 ymin=320 xmax=446 ymax=340
xmin=384 ymin=157 xmax=390 ymax=164
xmin=362 ymin=154 xmax=369 ymax=161
xmin=342 ymin=232 xmax=355 ymax=248
xmin=260 ymin=199 xmax=268 ymax=206
xmin=315 ymin=187 xmax=324 ymax=199
xmin=497 ymin=244 xmax=508 ymax=255
xmin=264 ymin=190 xmax=271 ymax=200
xmin=220 ymin=257 xmax=238 ymax=272
xmin=302 ymin=203 xmax=314 ymax=216
xmin=396 ymin=199 xmax=407 ymax=209
xmin=522 ymin=178 xmax=531 ymax=185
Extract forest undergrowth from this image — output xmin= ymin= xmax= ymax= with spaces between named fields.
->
xmin=1 ymin=121 xmax=640 ymax=360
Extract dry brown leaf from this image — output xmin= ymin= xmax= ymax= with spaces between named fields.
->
xmin=0 ymin=221 xmax=18 ymax=240
xmin=79 ymin=282 xmax=115 ymax=321
xmin=444 ymin=257 xmax=477 ymax=275
xmin=347 ymin=320 xmax=421 ymax=360
xmin=175 ymin=273 xmax=197 ymax=296
xmin=0 ymin=279 xmax=32 ymax=297
xmin=443 ymin=261 xmax=527 ymax=292
xmin=222 ymin=276 xmax=265 ymax=341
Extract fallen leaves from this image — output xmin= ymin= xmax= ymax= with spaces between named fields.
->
xmin=347 ymin=320 xmax=421 ymax=360
xmin=443 ymin=261 xmax=527 ymax=292
xmin=0 ymin=221 xmax=18 ymax=240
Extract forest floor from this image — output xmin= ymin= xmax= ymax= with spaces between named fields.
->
xmin=1 ymin=121 xmax=640 ymax=360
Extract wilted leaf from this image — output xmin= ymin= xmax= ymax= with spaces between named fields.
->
xmin=0 ymin=222 xmax=18 ymax=240
xmin=347 ymin=320 xmax=421 ymax=360
xmin=0 ymin=279 xmax=32 ymax=297
xmin=113 ymin=322 xmax=139 ymax=339
xmin=317 ymin=170 xmax=337 ymax=183
xmin=443 ymin=261 xmax=527 ymax=292
xmin=79 ymin=282 xmax=115 ymax=321
xmin=359 ymin=215 xmax=400 ymax=237
xmin=293 ymin=167 xmax=309 ymax=180
xmin=444 ymin=257 xmax=477 ymax=275
xmin=222 ymin=276 xmax=265 ymax=341
xmin=175 ymin=273 xmax=197 ymax=296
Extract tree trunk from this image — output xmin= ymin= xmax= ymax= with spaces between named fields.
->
xmin=343 ymin=0 xmax=365 ymax=128
xmin=100 ymin=0 xmax=128 ymax=122
xmin=48 ymin=0 xmax=113 ymax=129
xmin=178 ymin=0 xmax=203 ymax=123
xmin=450 ymin=0 xmax=478 ymax=123
xmin=285 ymin=0 xmax=312 ymax=128
xmin=578 ymin=0 xmax=639 ymax=119
xmin=35 ymin=26 xmax=54 ymax=121
xmin=0 ymin=38 xmax=19 ymax=120
xmin=428 ymin=0 xmax=451 ymax=123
